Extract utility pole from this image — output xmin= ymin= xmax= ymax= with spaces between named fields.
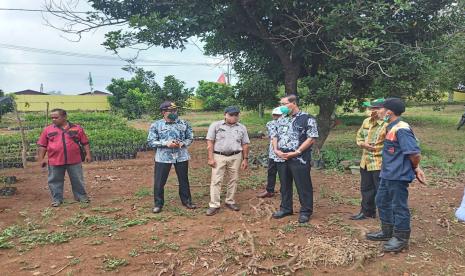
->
xmin=88 ymin=72 xmax=94 ymax=94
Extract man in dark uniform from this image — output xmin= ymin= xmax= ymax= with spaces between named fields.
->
xmin=366 ymin=98 xmax=426 ymax=252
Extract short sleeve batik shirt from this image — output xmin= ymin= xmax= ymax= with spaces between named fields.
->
xmin=272 ymin=111 xmax=319 ymax=164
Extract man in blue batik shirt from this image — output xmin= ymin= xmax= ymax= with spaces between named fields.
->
xmin=271 ymin=94 xmax=319 ymax=224
xmin=366 ymin=98 xmax=426 ymax=253
xmin=147 ymin=101 xmax=196 ymax=213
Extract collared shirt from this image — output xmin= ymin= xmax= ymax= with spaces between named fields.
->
xmin=206 ymin=120 xmax=250 ymax=153
xmin=380 ymin=118 xmax=420 ymax=182
xmin=356 ymin=117 xmax=387 ymax=171
xmin=272 ymin=111 xmax=319 ymax=164
xmin=37 ymin=122 xmax=89 ymax=166
xmin=147 ymin=118 xmax=193 ymax=163
xmin=266 ymin=120 xmax=284 ymax=162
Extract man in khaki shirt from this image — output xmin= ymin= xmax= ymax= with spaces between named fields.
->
xmin=206 ymin=106 xmax=250 ymax=216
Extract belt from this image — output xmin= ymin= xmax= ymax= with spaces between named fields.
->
xmin=214 ymin=151 xmax=241 ymax=156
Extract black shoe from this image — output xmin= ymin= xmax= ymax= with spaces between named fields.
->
xmin=257 ymin=191 xmax=275 ymax=198
xmin=206 ymin=207 xmax=220 ymax=216
xmin=298 ymin=214 xmax=310 ymax=223
xmin=366 ymin=224 xmax=393 ymax=241
xmin=384 ymin=230 xmax=410 ymax=252
xmin=350 ymin=212 xmax=376 ymax=220
xmin=152 ymin=206 xmax=162 ymax=213
xmin=51 ymin=201 xmax=62 ymax=207
xmin=225 ymin=203 xmax=240 ymax=211
xmin=183 ymin=202 xmax=197 ymax=209
xmin=272 ymin=210 xmax=293 ymax=219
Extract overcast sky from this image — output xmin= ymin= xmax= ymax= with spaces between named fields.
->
xmin=0 ymin=0 xmax=228 ymax=94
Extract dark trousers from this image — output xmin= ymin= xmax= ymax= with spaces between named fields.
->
xmin=375 ymin=178 xmax=411 ymax=231
xmin=276 ymin=160 xmax=313 ymax=215
xmin=360 ymin=168 xmax=380 ymax=216
xmin=48 ymin=163 xmax=88 ymax=202
xmin=154 ymin=161 xmax=192 ymax=207
xmin=265 ymin=158 xmax=278 ymax=193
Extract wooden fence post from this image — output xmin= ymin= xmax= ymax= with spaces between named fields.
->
xmin=12 ymin=100 xmax=28 ymax=168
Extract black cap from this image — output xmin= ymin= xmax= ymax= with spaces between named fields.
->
xmin=224 ymin=106 xmax=240 ymax=114
xmin=382 ymin=98 xmax=405 ymax=115
xmin=160 ymin=101 xmax=178 ymax=111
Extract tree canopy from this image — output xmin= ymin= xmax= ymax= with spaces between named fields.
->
xmin=106 ymin=68 xmax=193 ymax=119
xmin=48 ymin=0 xmax=465 ymax=147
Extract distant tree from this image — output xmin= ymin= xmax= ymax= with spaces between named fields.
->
xmin=106 ymin=68 xmax=192 ymax=119
xmin=0 ymin=89 xmax=14 ymax=121
xmin=235 ymin=74 xmax=278 ymax=117
xmin=195 ymin=81 xmax=237 ymax=111
xmin=48 ymin=90 xmax=63 ymax=95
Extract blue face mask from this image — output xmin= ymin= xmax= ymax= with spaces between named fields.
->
xmin=167 ymin=113 xmax=178 ymax=120
xmin=280 ymin=106 xmax=290 ymax=115
xmin=383 ymin=114 xmax=390 ymax=123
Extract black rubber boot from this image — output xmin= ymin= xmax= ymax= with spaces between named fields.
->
xmin=366 ymin=223 xmax=393 ymax=241
xmin=383 ymin=229 xmax=410 ymax=252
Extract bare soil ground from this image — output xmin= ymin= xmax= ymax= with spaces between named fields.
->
xmin=0 ymin=139 xmax=464 ymax=276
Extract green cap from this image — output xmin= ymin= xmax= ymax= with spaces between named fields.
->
xmin=362 ymin=98 xmax=385 ymax=108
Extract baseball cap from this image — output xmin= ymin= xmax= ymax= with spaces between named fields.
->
xmin=160 ymin=101 xmax=178 ymax=111
xmin=224 ymin=106 xmax=240 ymax=114
xmin=362 ymin=98 xmax=385 ymax=108
xmin=381 ymin=97 xmax=405 ymax=115
xmin=272 ymin=107 xmax=283 ymax=115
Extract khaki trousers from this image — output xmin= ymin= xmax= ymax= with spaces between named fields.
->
xmin=209 ymin=153 xmax=242 ymax=208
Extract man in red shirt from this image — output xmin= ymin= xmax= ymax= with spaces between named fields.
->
xmin=37 ymin=108 xmax=92 ymax=207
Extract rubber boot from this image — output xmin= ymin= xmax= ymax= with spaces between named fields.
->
xmin=383 ymin=229 xmax=410 ymax=252
xmin=366 ymin=223 xmax=393 ymax=241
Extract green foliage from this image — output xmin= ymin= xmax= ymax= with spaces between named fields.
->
xmin=107 ymin=68 xmax=193 ymax=119
xmin=0 ymin=90 xmax=13 ymax=121
xmin=102 ymin=256 xmax=128 ymax=271
xmin=235 ymin=74 xmax=279 ymax=110
xmin=195 ymin=81 xmax=237 ymax=111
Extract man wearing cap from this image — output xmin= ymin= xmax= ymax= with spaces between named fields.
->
xmin=366 ymin=98 xmax=426 ymax=252
xmin=206 ymin=106 xmax=250 ymax=216
xmin=147 ymin=101 xmax=196 ymax=213
xmin=257 ymin=107 xmax=284 ymax=198
xmin=350 ymin=98 xmax=387 ymax=220
xmin=271 ymin=94 xmax=319 ymax=224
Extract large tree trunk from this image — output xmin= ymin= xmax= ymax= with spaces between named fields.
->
xmin=315 ymin=99 xmax=336 ymax=150
xmin=283 ymin=62 xmax=300 ymax=95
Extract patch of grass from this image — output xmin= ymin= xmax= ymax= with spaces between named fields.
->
xmin=146 ymin=213 xmax=171 ymax=222
xmin=165 ymin=206 xmax=194 ymax=217
xmin=65 ymin=213 xmax=119 ymax=229
xmin=41 ymin=207 xmax=54 ymax=221
xmin=198 ymin=238 xmax=213 ymax=246
xmin=102 ymin=256 xmax=128 ymax=271
xmin=129 ymin=249 xmax=139 ymax=257
xmin=19 ymin=231 xmax=71 ymax=246
xmin=122 ymin=218 xmax=148 ymax=227
xmin=281 ymin=223 xmax=296 ymax=233
xmin=0 ymin=236 xmax=14 ymax=249
xmin=70 ymin=258 xmax=81 ymax=266
xmin=134 ymin=187 xmax=152 ymax=198
xmin=346 ymin=197 xmax=362 ymax=206
xmin=88 ymin=240 xmax=104 ymax=245
xmin=91 ymin=207 xmax=122 ymax=214
xmin=141 ymin=240 xmax=180 ymax=253
xmin=319 ymin=185 xmax=330 ymax=199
